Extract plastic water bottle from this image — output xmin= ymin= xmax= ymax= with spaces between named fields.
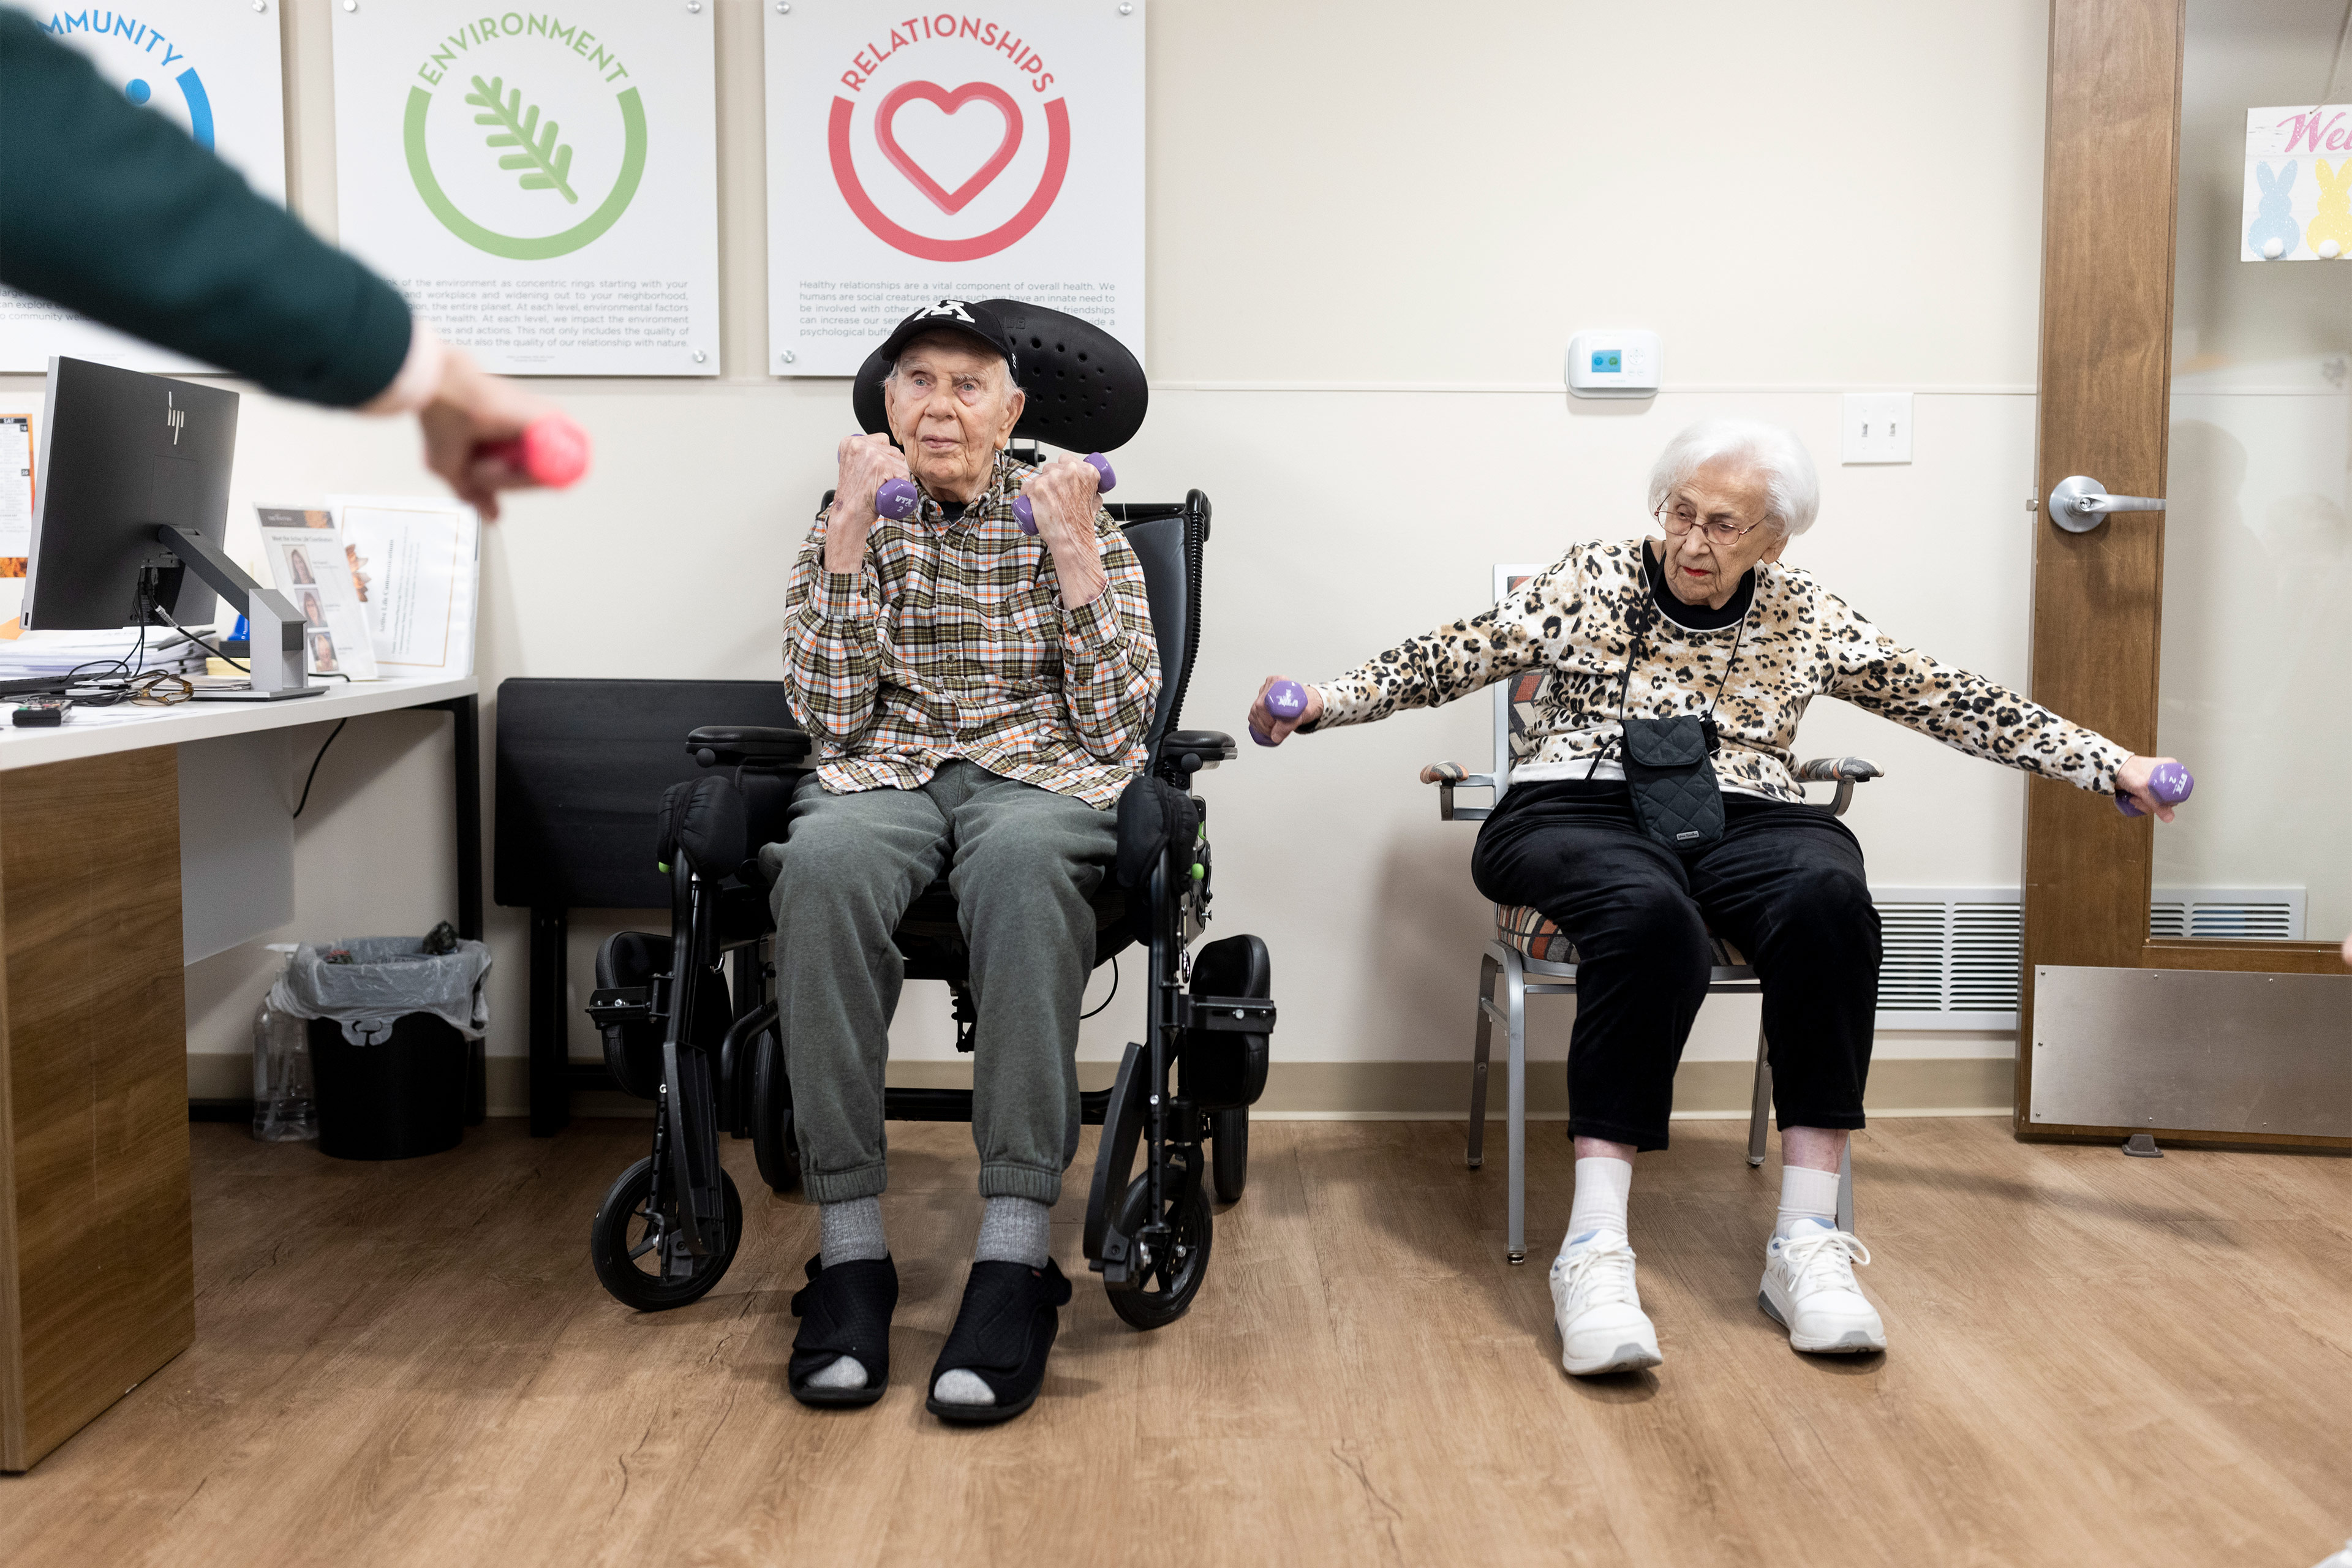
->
xmin=253 ymin=943 xmax=316 ymax=1142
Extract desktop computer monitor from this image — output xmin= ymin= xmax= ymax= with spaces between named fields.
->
xmin=22 ymin=356 xmax=240 ymax=631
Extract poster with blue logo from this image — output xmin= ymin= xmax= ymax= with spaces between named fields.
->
xmin=0 ymin=2 xmax=288 ymax=373
xmin=330 ymin=2 xmax=721 ymax=377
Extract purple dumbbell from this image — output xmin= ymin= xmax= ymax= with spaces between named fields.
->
xmin=1251 ymin=680 xmax=1308 ymax=747
xmin=2118 ymin=760 xmax=2193 ymax=817
xmin=1012 ymin=453 xmax=1117 ymax=535
xmin=874 ymin=477 xmax=921 ymax=521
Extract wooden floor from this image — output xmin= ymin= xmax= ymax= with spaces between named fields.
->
xmin=3 ymin=1115 xmax=2348 ymax=1567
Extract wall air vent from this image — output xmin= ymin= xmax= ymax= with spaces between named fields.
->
xmin=1872 ymin=886 xmax=2307 ymax=1032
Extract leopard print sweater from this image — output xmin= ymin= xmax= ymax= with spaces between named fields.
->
xmin=1310 ymin=539 xmax=2130 ymax=802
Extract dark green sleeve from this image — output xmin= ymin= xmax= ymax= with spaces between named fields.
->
xmin=0 ymin=11 xmax=412 ymax=407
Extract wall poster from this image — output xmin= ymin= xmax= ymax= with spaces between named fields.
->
xmin=331 ymin=2 xmax=722 ymax=376
xmin=0 ymin=2 xmax=288 ymax=372
xmin=2242 ymin=105 xmax=2352 ymax=262
xmin=764 ymin=2 xmax=1145 ymax=377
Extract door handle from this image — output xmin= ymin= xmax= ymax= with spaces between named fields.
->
xmin=2048 ymin=475 xmax=2166 ymax=533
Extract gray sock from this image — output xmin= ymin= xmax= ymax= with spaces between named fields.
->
xmin=819 ymin=1196 xmax=887 ymax=1266
xmin=974 ymin=1195 xmax=1052 ymax=1268
xmin=936 ymin=1196 xmax=1054 ymax=1405
xmin=809 ymin=1197 xmax=888 ymax=1391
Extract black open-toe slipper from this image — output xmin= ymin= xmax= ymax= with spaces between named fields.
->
xmin=788 ymin=1254 xmax=897 ymax=1408
xmin=924 ymin=1258 xmax=1072 ymax=1425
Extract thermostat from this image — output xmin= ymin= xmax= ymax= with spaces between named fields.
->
xmin=1565 ymin=330 xmax=1661 ymax=399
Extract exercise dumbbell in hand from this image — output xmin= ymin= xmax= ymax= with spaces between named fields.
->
xmin=874 ymin=477 xmax=921 ymax=521
xmin=481 ymin=414 xmax=592 ymax=488
xmin=1013 ymin=453 xmax=1117 ymax=535
xmin=2118 ymin=760 xmax=2194 ymax=818
xmin=1251 ymin=680 xmax=1308 ymax=747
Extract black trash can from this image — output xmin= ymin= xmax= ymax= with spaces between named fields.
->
xmin=309 ymin=1013 xmax=467 ymax=1160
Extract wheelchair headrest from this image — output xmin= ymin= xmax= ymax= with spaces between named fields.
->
xmin=853 ymin=299 xmax=1147 ymax=454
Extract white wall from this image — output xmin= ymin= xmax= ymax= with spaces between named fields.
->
xmin=6 ymin=0 xmax=2066 ymax=1104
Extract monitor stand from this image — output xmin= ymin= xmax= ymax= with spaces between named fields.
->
xmin=154 ymin=526 xmax=324 ymax=701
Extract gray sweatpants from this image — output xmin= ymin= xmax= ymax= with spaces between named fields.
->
xmin=761 ymin=761 xmax=1119 ymax=1205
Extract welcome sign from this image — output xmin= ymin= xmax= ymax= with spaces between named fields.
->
xmin=764 ymin=2 xmax=1145 ymax=377
xmin=0 ymin=2 xmax=288 ymax=372
xmin=333 ymin=3 xmax=721 ymax=375
xmin=2241 ymin=104 xmax=2352 ymax=262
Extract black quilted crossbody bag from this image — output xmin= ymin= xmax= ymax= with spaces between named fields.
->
xmin=1591 ymin=552 xmax=1752 ymax=856
xmin=1621 ymin=713 xmax=1725 ymax=853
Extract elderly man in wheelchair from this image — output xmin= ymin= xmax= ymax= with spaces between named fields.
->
xmin=1252 ymin=418 xmax=2188 ymax=1379
xmin=769 ymin=299 xmax=1163 ymax=1420
xmin=585 ymin=298 xmax=1268 ymax=1423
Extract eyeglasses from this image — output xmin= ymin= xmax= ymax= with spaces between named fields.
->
xmin=1654 ymin=499 xmax=1769 ymax=548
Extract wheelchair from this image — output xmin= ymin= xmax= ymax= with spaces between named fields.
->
xmin=581 ymin=301 xmax=1276 ymax=1333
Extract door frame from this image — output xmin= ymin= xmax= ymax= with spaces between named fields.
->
xmin=2019 ymin=0 xmax=2349 ymax=1151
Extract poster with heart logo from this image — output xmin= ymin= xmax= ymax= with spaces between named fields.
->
xmin=0 ymin=2 xmax=288 ymax=373
xmin=331 ymin=3 xmax=721 ymax=376
xmin=764 ymin=2 xmax=1144 ymax=377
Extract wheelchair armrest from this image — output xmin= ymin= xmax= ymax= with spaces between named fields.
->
xmin=1794 ymin=755 xmax=1882 ymax=818
xmin=1420 ymin=762 xmax=1497 ymax=823
xmin=1161 ymin=729 xmax=1237 ymax=774
xmin=688 ymin=725 xmax=813 ymax=770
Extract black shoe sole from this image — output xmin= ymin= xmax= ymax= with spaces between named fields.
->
xmin=924 ymin=1385 xmax=1041 ymax=1425
xmin=790 ymin=1381 xmax=886 ymax=1409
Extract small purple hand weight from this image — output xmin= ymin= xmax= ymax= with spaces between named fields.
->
xmin=2117 ymin=760 xmax=2194 ymax=817
xmin=875 ymin=477 xmax=921 ymax=521
xmin=1251 ymin=680 xmax=1308 ymax=747
xmin=1013 ymin=453 xmax=1118 ymax=535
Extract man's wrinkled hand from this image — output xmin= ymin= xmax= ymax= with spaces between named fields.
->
xmin=1023 ymin=453 xmax=1107 ymax=606
xmin=827 ymin=432 xmax=909 ymax=571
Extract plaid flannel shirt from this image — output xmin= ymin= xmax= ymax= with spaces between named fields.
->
xmin=783 ymin=450 xmax=1160 ymax=809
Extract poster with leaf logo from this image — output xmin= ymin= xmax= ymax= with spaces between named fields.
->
xmin=330 ymin=3 xmax=719 ymax=376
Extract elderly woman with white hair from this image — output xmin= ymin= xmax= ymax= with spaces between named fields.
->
xmin=1250 ymin=418 xmax=2184 ymax=1378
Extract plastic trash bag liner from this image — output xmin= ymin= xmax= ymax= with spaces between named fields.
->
xmin=267 ymin=935 xmax=492 ymax=1046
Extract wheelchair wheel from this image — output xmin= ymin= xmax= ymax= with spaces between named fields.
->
xmin=750 ymin=1027 xmax=801 ymax=1196
xmin=1105 ymin=1165 xmax=1213 ymax=1331
xmin=1210 ymin=1106 xmax=1248 ymax=1204
xmin=590 ymin=1157 xmax=743 ymax=1311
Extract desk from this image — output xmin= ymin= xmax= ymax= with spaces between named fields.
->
xmin=0 ymin=676 xmax=480 ymax=1472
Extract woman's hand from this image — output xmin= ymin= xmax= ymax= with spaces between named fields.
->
xmin=826 ymin=433 xmax=910 ymax=573
xmin=1021 ymin=454 xmax=1108 ymax=607
xmin=2114 ymin=755 xmax=2187 ymax=823
xmin=415 ymin=345 xmax=559 ymax=522
xmin=1249 ymin=677 xmax=1323 ymax=745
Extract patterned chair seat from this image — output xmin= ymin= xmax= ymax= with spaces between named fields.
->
xmin=1494 ymin=904 xmax=1749 ymax=970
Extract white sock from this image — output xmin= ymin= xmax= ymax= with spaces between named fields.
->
xmin=1775 ymin=1164 xmax=1841 ymax=1240
xmin=1560 ymin=1156 xmax=1633 ymax=1256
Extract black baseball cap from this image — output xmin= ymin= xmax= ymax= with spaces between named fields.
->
xmin=874 ymin=298 xmax=1019 ymax=374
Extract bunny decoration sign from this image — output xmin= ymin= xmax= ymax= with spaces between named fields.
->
xmin=2241 ymin=105 xmax=2352 ymax=260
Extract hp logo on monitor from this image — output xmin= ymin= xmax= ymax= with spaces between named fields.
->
xmin=165 ymin=391 xmax=184 ymax=445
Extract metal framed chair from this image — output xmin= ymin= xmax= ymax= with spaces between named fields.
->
xmin=1427 ymin=564 xmax=1875 ymax=1263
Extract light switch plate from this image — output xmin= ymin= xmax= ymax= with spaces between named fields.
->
xmin=1841 ymin=392 xmax=1913 ymax=463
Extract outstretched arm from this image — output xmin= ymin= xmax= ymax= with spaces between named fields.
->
xmin=1823 ymin=595 xmax=2184 ymax=820
xmin=1248 ymin=550 xmax=1580 ymax=746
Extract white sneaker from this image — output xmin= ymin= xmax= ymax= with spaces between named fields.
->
xmin=1548 ymin=1229 xmax=1663 ymax=1376
xmin=1758 ymin=1219 xmax=1887 ymax=1354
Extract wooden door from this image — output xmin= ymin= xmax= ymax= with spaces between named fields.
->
xmin=2019 ymin=0 xmax=2352 ymax=1151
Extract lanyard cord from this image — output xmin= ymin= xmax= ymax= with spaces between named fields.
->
xmin=1587 ymin=543 xmax=1753 ymax=780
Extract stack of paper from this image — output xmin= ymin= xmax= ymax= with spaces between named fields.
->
xmin=0 ymin=627 xmax=212 ymax=680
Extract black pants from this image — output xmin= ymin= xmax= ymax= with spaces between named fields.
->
xmin=1471 ymin=780 xmax=1880 ymax=1151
